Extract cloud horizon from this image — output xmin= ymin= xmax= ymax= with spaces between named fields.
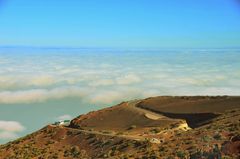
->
xmin=0 ymin=121 xmax=25 ymax=140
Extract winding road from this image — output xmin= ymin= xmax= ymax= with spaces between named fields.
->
xmin=126 ymin=100 xmax=165 ymax=120
xmin=51 ymin=100 xmax=188 ymax=143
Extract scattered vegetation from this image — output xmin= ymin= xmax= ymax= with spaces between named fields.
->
xmin=150 ymin=128 xmax=161 ymax=134
xmin=127 ymin=125 xmax=137 ymax=130
xmin=0 ymin=98 xmax=240 ymax=159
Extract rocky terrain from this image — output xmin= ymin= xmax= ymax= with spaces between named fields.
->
xmin=0 ymin=96 xmax=239 ymax=159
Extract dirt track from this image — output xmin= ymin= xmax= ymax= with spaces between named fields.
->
xmin=51 ymin=100 xmax=173 ymax=142
xmin=127 ymin=100 xmax=164 ymax=120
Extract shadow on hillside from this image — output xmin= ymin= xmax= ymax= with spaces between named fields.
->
xmin=137 ymin=106 xmax=221 ymax=128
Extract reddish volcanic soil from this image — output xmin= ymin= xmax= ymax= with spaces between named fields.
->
xmin=70 ymin=101 xmax=179 ymax=131
xmin=0 ymin=96 xmax=239 ymax=159
xmin=137 ymin=96 xmax=240 ymax=113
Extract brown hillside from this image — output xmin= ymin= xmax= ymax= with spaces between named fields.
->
xmin=137 ymin=96 xmax=240 ymax=128
xmin=0 ymin=96 xmax=239 ymax=159
xmin=137 ymin=96 xmax=240 ymax=113
xmin=70 ymin=101 xmax=180 ymax=132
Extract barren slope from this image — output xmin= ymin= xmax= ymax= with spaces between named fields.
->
xmin=0 ymin=96 xmax=239 ymax=159
xmin=137 ymin=96 xmax=240 ymax=128
xmin=138 ymin=96 xmax=240 ymax=113
xmin=70 ymin=101 xmax=180 ymax=132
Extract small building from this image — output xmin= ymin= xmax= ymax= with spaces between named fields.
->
xmin=53 ymin=120 xmax=71 ymax=126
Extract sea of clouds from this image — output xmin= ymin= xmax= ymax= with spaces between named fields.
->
xmin=0 ymin=48 xmax=240 ymax=141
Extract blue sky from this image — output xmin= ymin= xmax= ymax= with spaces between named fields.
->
xmin=0 ymin=0 xmax=240 ymax=48
xmin=0 ymin=0 xmax=240 ymax=144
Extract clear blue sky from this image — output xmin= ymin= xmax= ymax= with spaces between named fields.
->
xmin=0 ymin=0 xmax=240 ymax=48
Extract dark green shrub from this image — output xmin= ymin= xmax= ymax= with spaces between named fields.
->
xmin=176 ymin=151 xmax=186 ymax=159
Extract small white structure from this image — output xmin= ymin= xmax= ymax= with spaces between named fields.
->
xmin=149 ymin=138 xmax=161 ymax=144
xmin=177 ymin=123 xmax=191 ymax=131
xmin=53 ymin=120 xmax=71 ymax=126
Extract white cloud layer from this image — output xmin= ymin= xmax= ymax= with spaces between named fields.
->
xmin=0 ymin=51 xmax=240 ymax=105
xmin=89 ymin=88 xmax=141 ymax=104
xmin=0 ymin=121 xmax=25 ymax=139
xmin=116 ymin=74 xmax=142 ymax=85
xmin=89 ymin=79 xmax=114 ymax=86
xmin=57 ymin=114 xmax=72 ymax=121
xmin=0 ymin=121 xmax=25 ymax=132
xmin=0 ymin=87 xmax=90 ymax=104
xmin=0 ymin=131 xmax=18 ymax=139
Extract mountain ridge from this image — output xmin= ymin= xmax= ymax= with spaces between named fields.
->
xmin=0 ymin=96 xmax=240 ymax=158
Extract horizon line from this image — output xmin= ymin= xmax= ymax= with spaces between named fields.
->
xmin=0 ymin=45 xmax=240 ymax=51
